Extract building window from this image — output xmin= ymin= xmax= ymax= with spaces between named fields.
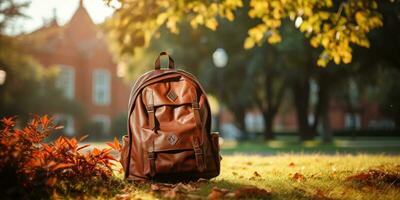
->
xmin=92 ymin=69 xmax=111 ymax=105
xmin=54 ymin=114 xmax=75 ymax=136
xmin=56 ymin=65 xmax=75 ymax=99
xmin=92 ymin=115 xmax=111 ymax=134
xmin=344 ymin=113 xmax=361 ymax=130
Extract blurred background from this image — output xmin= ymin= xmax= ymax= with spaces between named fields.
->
xmin=0 ymin=0 xmax=399 ymax=152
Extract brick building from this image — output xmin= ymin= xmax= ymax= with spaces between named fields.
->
xmin=21 ymin=1 xmax=129 ymax=136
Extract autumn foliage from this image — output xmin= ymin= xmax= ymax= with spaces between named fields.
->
xmin=0 ymin=115 xmax=122 ymax=198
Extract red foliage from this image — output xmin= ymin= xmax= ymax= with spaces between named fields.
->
xmin=0 ymin=115 xmax=121 ymax=198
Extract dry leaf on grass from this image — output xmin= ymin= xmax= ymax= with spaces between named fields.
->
xmin=175 ymin=182 xmax=198 ymax=192
xmin=292 ymin=172 xmax=306 ymax=182
xmin=150 ymin=184 xmax=161 ymax=191
xmin=234 ymin=186 xmax=272 ymax=199
xmin=151 ymin=182 xmax=202 ymax=199
xmin=232 ymin=171 xmax=238 ymax=176
xmin=346 ymin=169 xmax=400 ymax=187
xmin=208 ymin=186 xmax=272 ymax=199
xmin=250 ymin=171 xmax=263 ymax=180
xmin=245 ymin=161 xmax=253 ymax=166
xmin=312 ymin=189 xmax=330 ymax=200
xmin=288 ymin=162 xmax=296 ymax=167
xmin=208 ymin=187 xmax=230 ymax=200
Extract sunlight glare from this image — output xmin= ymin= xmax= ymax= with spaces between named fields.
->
xmin=295 ymin=16 xmax=303 ymax=28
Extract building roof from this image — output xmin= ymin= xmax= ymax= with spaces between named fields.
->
xmin=20 ymin=1 xmax=108 ymax=59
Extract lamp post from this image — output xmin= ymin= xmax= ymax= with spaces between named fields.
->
xmin=212 ymin=48 xmax=228 ymax=134
xmin=0 ymin=69 xmax=6 ymax=85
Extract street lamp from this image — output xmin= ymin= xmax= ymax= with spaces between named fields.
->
xmin=212 ymin=48 xmax=228 ymax=68
xmin=212 ymin=48 xmax=228 ymax=135
xmin=0 ymin=69 xmax=6 ymax=85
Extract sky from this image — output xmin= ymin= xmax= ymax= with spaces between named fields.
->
xmin=8 ymin=0 xmax=118 ymax=35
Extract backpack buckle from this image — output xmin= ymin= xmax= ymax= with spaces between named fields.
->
xmin=192 ymin=137 xmax=206 ymax=172
xmin=192 ymin=102 xmax=200 ymax=110
xmin=146 ymin=105 xmax=154 ymax=112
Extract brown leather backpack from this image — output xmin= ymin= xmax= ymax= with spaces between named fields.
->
xmin=120 ymin=52 xmax=221 ymax=182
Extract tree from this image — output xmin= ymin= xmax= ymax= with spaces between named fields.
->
xmin=104 ymin=0 xmax=383 ymax=67
xmin=105 ymin=0 xmax=395 ymax=142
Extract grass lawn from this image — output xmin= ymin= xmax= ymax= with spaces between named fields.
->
xmin=83 ymin=138 xmax=400 ymax=199
xmin=221 ymin=137 xmax=400 ymax=155
xmin=104 ymin=155 xmax=400 ymax=200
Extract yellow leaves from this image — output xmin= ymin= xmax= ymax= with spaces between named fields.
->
xmin=205 ymin=18 xmax=218 ymax=31
xmin=268 ymin=32 xmax=282 ymax=44
xmin=225 ymin=10 xmax=235 ymax=21
xmin=321 ymin=36 xmax=330 ymax=48
xmin=109 ymin=0 xmax=383 ymax=68
xmin=342 ymin=51 xmax=352 ymax=64
xmin=355 ymin=11 xmax=367 ymax=28
xmin=249 ymin=0 xmax=269 ymax=18
xmin=249 ymin=24 xmax=267 ymax=42
xmin=319 ymin=11 xmax=330 ymax=20
xmin=244 ymin=38 xmax=255 ymax=49
xmin=317 ymin=57 xmax=328 ymax=67
xmin=244 ymin=24 xmax=266 ymax=49
xmin=244 ymin=23 xmax=282 ymax=49
xmin=310 ymin=36 xmax=319 ymax=48
xmin=355 ymin=11 xmax=383 ymax=32
xmin=166 ymin=15 xmax=180 ymax=34
xmin=156 ymin=13 xmax=169 ymax=26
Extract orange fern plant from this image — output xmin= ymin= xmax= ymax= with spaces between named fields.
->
xmin=0 ymin=115 xmax=122 ymax=198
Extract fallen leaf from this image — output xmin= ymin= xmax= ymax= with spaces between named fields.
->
xmin=234 ymin=186 xmax=272 ymax=199
xmin=292 ymin=172 xmax=306 ymax=182
xmin=151 ymin=184 xmax=160 ymax=191
xmin=175 ymin=182 xmax=197 ymax=192
xmin=250 ymin=171 xmax=263 ymax=180
xmin=245 ymin=161 xmax=253 ymax=166
xmin=313 ymin=189 xmax=329 ymax=200
xmin=208 ymin=187 xmax=229 ymax=200
xmin=289 ymin=162 xmax=296 ymax=167
xmin=232 ymin=171 xmax=238 ymax=176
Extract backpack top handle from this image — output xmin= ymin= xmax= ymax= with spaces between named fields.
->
xmin=154 ymin=51 xmax=175 ymax=70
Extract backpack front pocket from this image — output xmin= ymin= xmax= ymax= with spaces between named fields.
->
xmin=151 ymin=149 xmax=197 ymax=174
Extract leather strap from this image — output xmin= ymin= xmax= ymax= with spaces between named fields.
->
xmin=154 ymin=51 xmax=175 ymax=70
xmin=146 ymin=90 xmax=156 ymax=130
xmin=192 ymin=137 xmax=206 ymax=172
xmin=191 ymin=90 xmax=202 ymax=129
xmin=148 ymin=151 xmax=156 ymax=176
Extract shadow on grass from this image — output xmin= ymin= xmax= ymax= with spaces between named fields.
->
xmin=199 ymin=179 xmax=322 ymax=200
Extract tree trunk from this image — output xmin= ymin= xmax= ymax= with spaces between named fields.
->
xmin=263 ymin=109 xmax=276 ymax=140
xmin=293 ymin=78 xmax=314 ymax=140
xmin=312 ymin=73 xmax=333 ymax=143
